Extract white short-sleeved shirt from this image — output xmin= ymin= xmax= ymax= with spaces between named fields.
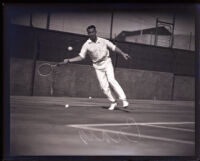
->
xmin=79 ymin=37 xmax=116 ymax=69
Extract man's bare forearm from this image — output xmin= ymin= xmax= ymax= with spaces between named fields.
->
xmin=68 ymin=56 xmax=83 ymax=62
xmin=115 ymin=47 xmax=125 ymax=56
xmin=60 ymin=56 xmax=84 ymax=65
xmin=114 ymin=47 xmax=131 ymax=60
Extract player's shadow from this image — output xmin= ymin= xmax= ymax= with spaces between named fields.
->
xmin=101 ymin=106 xmax=131 ymax=113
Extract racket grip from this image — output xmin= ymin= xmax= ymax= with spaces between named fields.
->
xmin=57 ymin=61 xmax=67 ymax=66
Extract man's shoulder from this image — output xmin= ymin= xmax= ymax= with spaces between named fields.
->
xmin=83 ymin=39 xmax=91 ymax=46
xmin=98 ymin=37 xmax=107 ymax=41
xmin=98 ymin=37 xmax=110 ymax=43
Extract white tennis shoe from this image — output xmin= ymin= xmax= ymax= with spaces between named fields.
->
xmin=122 ymin=100 xmax=129 ymax=108
xmin=108 ymin=102 xmax=117 ymax=110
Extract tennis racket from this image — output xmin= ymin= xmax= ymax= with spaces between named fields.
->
xmin=38 ymin=63 xmax=58 ymax=76
xmin=38 ymin=61 xmax=67 ymax=77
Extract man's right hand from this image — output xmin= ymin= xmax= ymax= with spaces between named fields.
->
xmin=57 ymin=59 xmax=69 ymax=66
xmin=64 ymin=59 xmax=69 ymax=63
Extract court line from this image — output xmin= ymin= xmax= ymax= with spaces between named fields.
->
xmin=142 ymin=124 xmax=195 ymax=132
xmin=68 ymin=125 xmax=195 ymax=145
xmin=67 ymin=121 xmax=195 ymax=127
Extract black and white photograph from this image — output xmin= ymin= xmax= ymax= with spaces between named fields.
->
xmin=3 ymin=2 xmax=199 ymax=159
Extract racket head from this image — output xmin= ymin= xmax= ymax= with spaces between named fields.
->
xmin=38 ymin=63 xmax=53 ymax=76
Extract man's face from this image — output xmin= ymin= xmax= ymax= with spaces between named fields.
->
xmin=87 ymin=27 xmax=97 ymax=41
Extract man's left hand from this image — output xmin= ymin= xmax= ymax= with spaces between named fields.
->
xmin=123 ymin=53 xmax=131 ymax=60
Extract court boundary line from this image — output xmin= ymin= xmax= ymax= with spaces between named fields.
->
xmin=67 ymin=121 xmax=195 ymax=127
xmin=143 ymin=124 xmax=195 ymax=132
xmin=67 ymin=121 xmax=195 ymax=145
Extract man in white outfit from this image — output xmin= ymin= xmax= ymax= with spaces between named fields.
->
xmin=60 ymin=25 xmax=131 ymax=110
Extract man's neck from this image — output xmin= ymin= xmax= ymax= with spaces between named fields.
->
xmin=90 ymin=37 xmax=97 ymax=42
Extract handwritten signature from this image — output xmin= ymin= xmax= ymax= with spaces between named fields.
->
xmin=78 ymin=117 xmax=141 ymax=145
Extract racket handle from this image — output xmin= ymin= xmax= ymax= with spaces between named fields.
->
xmin=57 ymin=61 xmax=67 ymax=66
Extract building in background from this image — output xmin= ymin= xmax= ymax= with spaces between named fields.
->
xmin=115 ymin=26 xmax=195 ymax=51
xmin=115 ymin=26 xmax=171 ymax=47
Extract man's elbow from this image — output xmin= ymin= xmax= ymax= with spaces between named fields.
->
xmin=79 ymin=56 xmax=84 ymax=61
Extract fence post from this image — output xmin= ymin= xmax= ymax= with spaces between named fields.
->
xmin=154 ymin=18 xmax=158 ymax=46
xmin=46 ymin=11 xmax=50 ymax=30
xmin=170 ymin=47 xmax=177 ymax=100
xmin=114 ymin=34 xmax=118 ymax=69
xmin=140 ymin=30 xmax=143 ymax=43
xmin=110 ymin=11 xmax=114 ymax=40
xmin=30 ymin=28 xmax=39 ymax=96
xmin=189 ymin=32 xmax=192 ymax=50
xmin=170 ymin=14 xmax=176 ymax=48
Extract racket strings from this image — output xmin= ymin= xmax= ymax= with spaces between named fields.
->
xmin=38 ymin=64 xmax=52 ymax=76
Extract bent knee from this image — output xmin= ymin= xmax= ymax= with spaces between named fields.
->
xmin=108 ymin=78 xmax=118 ymax=84
xmin=101 ymin=87 xmax=110 ymax=94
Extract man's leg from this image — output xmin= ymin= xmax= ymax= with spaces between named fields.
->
xmin=95 ymin=69 xmax=116 ymax=103
xmin=105 ymin=62 xmax=129 ymax=107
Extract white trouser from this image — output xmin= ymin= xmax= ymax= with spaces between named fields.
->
xmin=94 ymin=59 xmax=126 ymax=102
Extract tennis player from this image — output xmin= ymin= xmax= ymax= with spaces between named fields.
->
xmin=60 ymin=25 xmax=131 ymax=110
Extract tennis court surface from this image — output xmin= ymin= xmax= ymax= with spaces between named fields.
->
xmin=10 ymin=96 xmax=195 ymax=156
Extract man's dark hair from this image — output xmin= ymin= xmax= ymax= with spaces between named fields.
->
xmin=87 ymin=25 xmax=96 ymax=31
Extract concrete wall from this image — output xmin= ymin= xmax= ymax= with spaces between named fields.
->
xmin=10 ymin=58 xmax=195 ymax=101
xmin=115 ymin=68 xmax=173 ymax=100
xmin=173 ymin=76 xmax=195 ymax=101
xmin=10 ymin=58 xmax=34 ymax=96
xmin=33 ymin=61 xmax=103 ymax=98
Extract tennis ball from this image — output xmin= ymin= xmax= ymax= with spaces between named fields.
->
xmin=89 ymin=96 xmax=92 ymax=99
xmin=65 ymin=104 xmax=69 ymax=108
xmin=68 ymin=46 xmax=73 ymax=51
